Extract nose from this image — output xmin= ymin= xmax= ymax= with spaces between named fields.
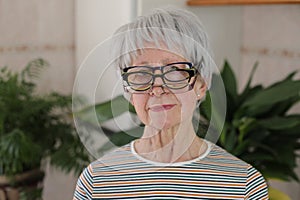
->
xmin=149 ymin=66 xmax=167 ymax=96
xmin=150 ymin=85 xmax=165 ymax=96
xmin=150 ymin=75 xmax=166 ymax=96
xmin=153 ymin=73 xmax=164 ymax=85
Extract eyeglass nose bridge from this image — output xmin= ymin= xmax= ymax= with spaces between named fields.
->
xmin=150 ymin=73 xmax=166 ymax=86
xmin=150 ymin=65 xmax=165 ymax=73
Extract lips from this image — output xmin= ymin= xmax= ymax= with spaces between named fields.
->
xmin=149 ymin=104 xmax=176 ymax=112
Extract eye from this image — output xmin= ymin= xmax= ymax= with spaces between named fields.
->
xmin=127 ymin=72 xmax=152 ymax=84
xmin=164 ymin=70 xmax=190 ymax=82
xmin=165 ymin=63 xmax=191 ymax=71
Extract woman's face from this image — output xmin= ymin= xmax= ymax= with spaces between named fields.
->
xmin=130 ymin=48 xmax=206 ymax=130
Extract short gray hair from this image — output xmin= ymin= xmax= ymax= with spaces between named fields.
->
xmin=110 ymin=7 xmax=213 ymax=89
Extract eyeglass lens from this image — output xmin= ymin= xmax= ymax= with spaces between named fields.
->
xmin=122 ymin=62 xmax=196 ymax=93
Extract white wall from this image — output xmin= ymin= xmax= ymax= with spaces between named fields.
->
xmin=75 ymin=0 xmax=136 ymax=66
xmin=74 ymin=0 xmax=136 ymax=107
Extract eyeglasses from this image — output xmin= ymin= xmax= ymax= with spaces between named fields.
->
xmin=121 ymin=62 xmax=197 ymax=94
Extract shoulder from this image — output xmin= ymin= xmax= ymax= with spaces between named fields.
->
xmin=73 ymin=162 xmax=95 ymax=199
xmin=74 ymin=144 xmax=132 ymax=190
xmin=206 ymin=142 xmax=269 ymax=199
xmin=206 ymin=143 xmax=265 ymax=174
xmin=245 ymin=164 xmax=269 ymax=199
xmin=87 ymin=143 xmax=133 ymax=173
xmin=206 ymin=142 xmax=249 ymax=167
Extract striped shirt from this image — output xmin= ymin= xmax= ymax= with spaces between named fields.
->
xmin=73 ymin=140 xmax=269 ymax=199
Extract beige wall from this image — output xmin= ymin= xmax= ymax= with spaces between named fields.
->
xmin=75 ymin=0 xmax=134 ymax=103
xmin=241 ymin=5 xmax=300 ymax=87
xmin=0 ymin=0 xmax=75 ymax=95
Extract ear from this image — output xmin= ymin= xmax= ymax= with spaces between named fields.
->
xmin=194 ymin=78 xmax=207 ymax=101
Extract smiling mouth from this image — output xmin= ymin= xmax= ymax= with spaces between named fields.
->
xmin=149 ymin=104 xmax=176 ymax=112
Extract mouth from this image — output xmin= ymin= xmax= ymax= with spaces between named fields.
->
xmin=149 ymin=104 xmax=176 ymax=112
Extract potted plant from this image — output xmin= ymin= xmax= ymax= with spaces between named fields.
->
xmin=0 ymin=59 xmax=90 ymax=200
xmin=76 ymin=60 xmax=300 ymax=200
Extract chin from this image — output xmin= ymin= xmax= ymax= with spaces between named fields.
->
xmin=150 ymin=120 xmax=179 ymax=131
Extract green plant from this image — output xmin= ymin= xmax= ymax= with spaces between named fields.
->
xmin=204 ymin=61 xmax=300 ymax=200
xmin=210 ymin=61 xmax=300 ymax=182
xmin=0 ymin=59 xmax=90 ymax=196
xmin=76 ymin=60 xmax=300 ymax=199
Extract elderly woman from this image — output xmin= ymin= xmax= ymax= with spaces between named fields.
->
xmin=73 ymin=8 xmax=268 ymax=199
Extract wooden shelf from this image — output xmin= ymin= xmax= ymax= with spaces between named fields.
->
xmin=187 ymin=0 xmax=300 ymax=6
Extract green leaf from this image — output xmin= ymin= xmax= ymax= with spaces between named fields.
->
xmin=247 ymin=129 xmax=270 ymax=142
xmin=250 ymin=143 xmax=278 ymax=158
xmin=237 ymin=117 xmax=257 ymax=142
xmin=244 ymin=90 xmax=300 ymax=118
xmin=281 ymin=125 xmax=300 ymax=135
xmin=0 ymin=59 xmax=90 ymax=176
xmin=21 ymin=58 xmax=49 ymax=81
xmin=242 ymin=79 xmax=300 ymax=108
xmin=106 ymin=126 xmax=142 ymax=147
xmin=207 ymin=74 xmax=227 ymax=134
xmin=219 ymin=124 xmax=228 ymax=147
xmin=223 ymin=129 xmax=237 ymax=152
xmin=259 ymin=116 xmax=300 ymax=130
xmin=232 ymin=139 xmax=251 ymax=156
xmin=267 ymin=97 xmax=300 ymax=116
xmin=238 ymin=62 xmax=259 ymax=107
xmin=269 ymin=70 xmax=298 ymax=87
xmin=0 ymin=129 xmax=41 ymax=175
xmin=220 ymin=61 xmax=238 ymax=118
xmin=199 ymin=92 xmax=212 ymax=120
xmin=75 ymin=95 xmax=134 ymax=125
xmin=272 ymin=142 xmax=297 ymax=167
xmin=241 ymin=151 xmax=276 ymax=162
xmin=262 ymin=162 xmax=298 ymax=182
xmin=221 ymin=60 xmax=238 ymax=101
xmin=234 ymin=85 xmax=263 ymax=118
xmin=50 ymin=134 xmax=91 ymax=176
xmin=241 ymin=61 xmax=258 ymax=96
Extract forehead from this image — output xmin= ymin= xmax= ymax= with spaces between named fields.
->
xmin=131 ymin=48 xmax=186 ymax=65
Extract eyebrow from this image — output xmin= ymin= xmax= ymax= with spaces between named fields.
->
xmin=135 ymin=59 xmax=177 ymax=66
xmin=137 ymin=61 xmax=150 ymax=65
xmin=162 ymin=58 xmax=172 ymax=63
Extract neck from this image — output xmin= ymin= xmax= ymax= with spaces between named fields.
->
xmin=134 ymin=123 xmax=207 ymax=163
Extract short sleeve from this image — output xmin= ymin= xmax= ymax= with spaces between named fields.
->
xmin=73 ymin=165 xmax=94 ymax=200
xmin=245 ymin=165 xmax=269 ymax=199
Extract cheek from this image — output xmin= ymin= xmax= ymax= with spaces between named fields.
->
xmin=175 ymin=92 xmax=198 ymax=116
xmin=132 ymin=95 xmax=148 ymax=122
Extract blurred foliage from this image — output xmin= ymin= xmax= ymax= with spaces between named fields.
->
xmin=0 ymin=59 xmax=90 ymax=179
xmin=205 ymin=61 xmax=300 ymax=183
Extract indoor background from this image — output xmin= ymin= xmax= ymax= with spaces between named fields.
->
xmin=0 ymin=0 xmax=299 ymax=199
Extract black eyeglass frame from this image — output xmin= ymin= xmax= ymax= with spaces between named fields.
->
xmin=121 ymin=62 xmax=197 ymax=93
